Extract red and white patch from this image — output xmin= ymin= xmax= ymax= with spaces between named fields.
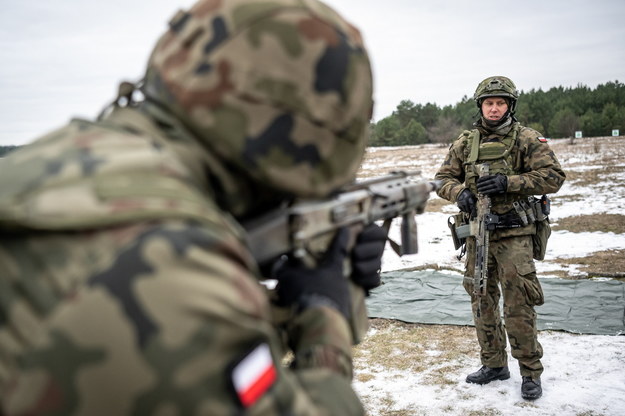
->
xmin=537 ymin=136 xmax=548 ymax=143
xmin=232 ymin=343 xmax=277 ymax=407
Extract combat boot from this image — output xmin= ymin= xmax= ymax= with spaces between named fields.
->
xmin=521 ymin=376 xmax=542 ymax=400
xmin=465 ymin=366 xmax=510 ymax=384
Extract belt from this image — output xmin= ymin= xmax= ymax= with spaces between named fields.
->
xmin=456 ymin=209 xmax=525 ymax=239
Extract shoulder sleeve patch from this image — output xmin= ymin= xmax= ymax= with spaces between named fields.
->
xmin=537 ymin=136 xmax=548 ymax=143
xmin=231 ymin=343 xmax=277 ymax=408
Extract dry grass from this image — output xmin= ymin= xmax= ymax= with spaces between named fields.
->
xmin=551 ymin=214 xmax=625 ymax=234
xmin=354 ymin=319 xmax=480 ymax=416
xmin=354 ymin=319 xmax=476 ymax=375
xmin=549 ymin=215 xmax=625 ymax=279
xmin=423 ymin=197 xmax=453 ymax=213
xmin=552 ymin=249 xmax=625 ymax=280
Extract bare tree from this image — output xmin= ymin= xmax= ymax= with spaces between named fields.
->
xmin=428 ymin=116 xmax=462 ymax=146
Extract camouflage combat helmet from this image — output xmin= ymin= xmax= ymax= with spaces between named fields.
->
xmin=473 ymin=76 xmax=519 ymax=113
xmin=141 ymin=0 xmax=374 ymax=200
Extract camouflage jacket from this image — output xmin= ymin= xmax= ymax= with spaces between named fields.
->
xmin=435 ymin=122 xmax=566 ymax=240
xmin=0 ymin=107 xmax=362 ymax=415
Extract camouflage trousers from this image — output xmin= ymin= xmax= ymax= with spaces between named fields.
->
xmin=463 ymin=234 xmax=544 ymax=379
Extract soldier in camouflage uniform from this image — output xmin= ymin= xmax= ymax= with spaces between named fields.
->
xmin=435 ymin=76 xmax=566 ymax=400
xmin=0 ymin=1 xmax=385 ymax=414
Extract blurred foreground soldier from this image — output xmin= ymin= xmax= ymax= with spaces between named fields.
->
xmin=0 ymin=1 xmax=382 ymax=414
xmin=435 ymin=76 xmax=565 ymax=400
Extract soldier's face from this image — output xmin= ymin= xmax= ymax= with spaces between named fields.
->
xmin=481 ymin=97 xmax=508 ymax=121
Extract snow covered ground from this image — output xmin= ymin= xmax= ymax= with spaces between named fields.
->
xmin=353 ymin=137 xmax=625 ymax=415
xmin=354 ymin=326 xmax=625 ymax=416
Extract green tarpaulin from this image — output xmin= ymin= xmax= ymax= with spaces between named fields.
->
xmin=367 ymin=270 xmax=625 ymax=335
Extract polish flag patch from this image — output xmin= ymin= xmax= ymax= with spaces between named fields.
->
xmin=231 ymin=343 xmax=277 ymax=407
xmin=537 ymin=136 xmax=548 ymax=143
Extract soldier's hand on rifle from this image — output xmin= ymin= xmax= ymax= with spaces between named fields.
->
xmin=477 ymin=174 xmax=508 ymax=195
xmin=457 ymin=188 xmax=477 ymax=213
xmin=351 ymin=224 xmax=386 ymax=295
xmin=274 ymin=228 xmax=351 ymax=319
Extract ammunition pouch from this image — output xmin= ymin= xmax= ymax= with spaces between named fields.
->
xmin=531 ymin=195 xmax=551 ymax=260
xmin=517 ymin=194 xmax=552 ymax=260
xmin=448 ymin=195 xmax=552 ymax=259
xmin=448 ymin=212 xmax=469 ymax=250
xmin=532 ymin=217 xmax=551 ymax=260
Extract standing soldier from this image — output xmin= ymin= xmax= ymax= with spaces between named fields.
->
xmin=435 ymin=76 xmax=566 ymax=400
xmin=0 ymin=1 xmax=385 ymax=414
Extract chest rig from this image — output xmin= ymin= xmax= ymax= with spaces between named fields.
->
xmin=462 ymin=122 xmax=524 ymax=213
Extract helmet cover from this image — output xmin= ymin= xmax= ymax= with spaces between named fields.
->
xmin=142 ymin=0 xmax=374 ymax=199
xmin=473 ymin=76 xmax=519 ymax=104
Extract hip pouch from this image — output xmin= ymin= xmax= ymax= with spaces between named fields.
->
xmin=531 ymin=195 xmax=552 ymax=260
xmin=448 ymin=212 xmax=470 ymax=250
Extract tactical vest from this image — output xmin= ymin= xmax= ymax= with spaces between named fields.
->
xmin=462 ymin=122 xmax=525 ymax=214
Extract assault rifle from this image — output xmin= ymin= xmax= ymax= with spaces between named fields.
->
xmin=472 ymin=163 xmax=498 ymax=316
xmin=242 ymin=171 xmax=440 ymax=343
xmin=243 ymin=171 xmax=440 ymax=267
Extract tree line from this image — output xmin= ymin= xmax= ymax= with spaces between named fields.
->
xmin=0 ymin=146 xmax=18 ymax=157
xmin=2 ymin=81 xmax=623 ymax=153
xmin=370 ymin=80 xmax=625 ymax=146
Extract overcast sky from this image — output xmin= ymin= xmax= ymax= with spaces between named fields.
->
xmin=1 ymin=0 xmax=624 ymax=146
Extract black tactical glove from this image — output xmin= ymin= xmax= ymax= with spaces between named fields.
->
xmin=457 ymin=188 xmax=477 ymax=213
xmin=351 ymin=224 xmax=386 ymax=295
xmin=274 ymin=228 xmax=351 ymax=319
xmin=477 ymin=174 xmax=508 ymax=195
